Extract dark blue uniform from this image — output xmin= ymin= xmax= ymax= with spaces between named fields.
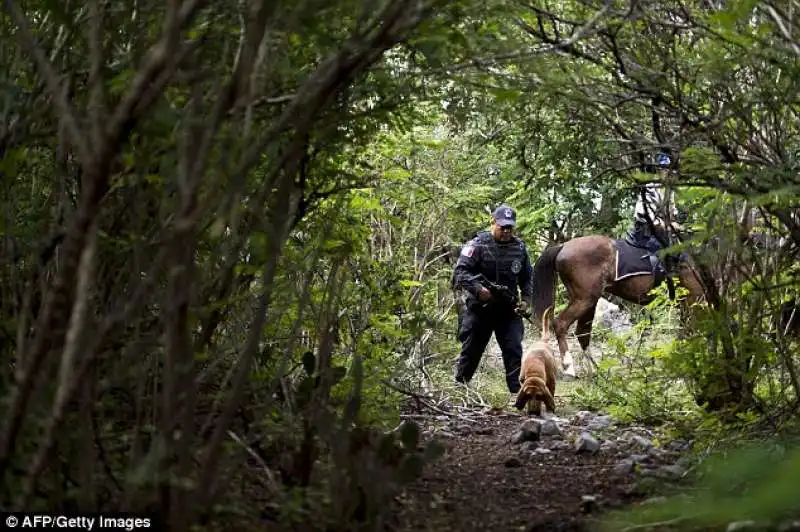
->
xmin=626 ymin=215 xmax=664 ymax=253
xmin=452 ymin=230 xmax=534 ymax=393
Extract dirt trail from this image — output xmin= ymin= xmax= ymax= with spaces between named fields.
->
xmin=392 ymin=390 xmax=677 ymax=532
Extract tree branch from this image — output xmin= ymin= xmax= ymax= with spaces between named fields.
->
xmin=4 ymin=0 xmax=89 ymax=162
xmin=105 ymin=0 xmax=206 ymax=153
xmin=88 ymin=0 xmax=106 ymax=147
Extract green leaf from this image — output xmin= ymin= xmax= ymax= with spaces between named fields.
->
xmin=489 ymin=88 xmax=521 ymax=103
xmin=323 ymin=239 xmax=346 ymax=251
xmin=384 ymin=167 xmax=412 ymax=181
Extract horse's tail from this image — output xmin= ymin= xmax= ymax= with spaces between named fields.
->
xmin=532 ymin=244 xmax=563 ymax=322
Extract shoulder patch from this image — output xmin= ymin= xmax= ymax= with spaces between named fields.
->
xmin=461 ymin=245 xmax=475 ymax=258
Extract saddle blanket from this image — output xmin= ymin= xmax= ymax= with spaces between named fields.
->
xmin=613 ymin=239 xmax=663 ymax=281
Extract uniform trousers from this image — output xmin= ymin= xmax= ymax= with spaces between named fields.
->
xmin=454 ymin=304 xmax=524 ymax=393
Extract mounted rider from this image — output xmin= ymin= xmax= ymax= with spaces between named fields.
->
xmin=624 ymin=152 xmax=688 ymax=279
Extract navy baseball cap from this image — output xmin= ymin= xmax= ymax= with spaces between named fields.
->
xmin=493 ymin=205 xmax=517 ymax=227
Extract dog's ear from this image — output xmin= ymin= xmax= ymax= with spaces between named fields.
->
xmin=542 ymin=386 xmax=556 ymax=413
xmin=514 ymin=388 xmax=528 ymax=410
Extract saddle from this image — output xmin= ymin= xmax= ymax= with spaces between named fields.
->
xmin=616 ymin=237 xmax=676 ymax=300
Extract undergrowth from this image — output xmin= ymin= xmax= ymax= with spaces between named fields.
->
xmin=566 ymin=288 xmax=800 ymax=531
xmin=570 ymin=297 xmax=699 ymax=426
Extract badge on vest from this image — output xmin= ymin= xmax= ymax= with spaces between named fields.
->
xmin=511 ymin=259 xmax=522 ymax=274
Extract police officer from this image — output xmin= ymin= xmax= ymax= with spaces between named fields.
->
xmin=451 ymin=204 xmax=534 ymax=394
xmin=626 ymin=212 xmax=662 ymax=253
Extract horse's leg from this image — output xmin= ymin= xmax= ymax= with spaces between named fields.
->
xmin=575 ymin=304 xmax=598 ymax=377
xmin=553 ymin=297 xmax=597 ymax=378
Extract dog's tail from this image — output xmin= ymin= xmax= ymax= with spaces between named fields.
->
xmin=541 ymin=306 xmax=552 ymax=342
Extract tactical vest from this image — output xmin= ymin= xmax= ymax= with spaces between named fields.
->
xmin=468 ymin=231 xmax=528 ymax=294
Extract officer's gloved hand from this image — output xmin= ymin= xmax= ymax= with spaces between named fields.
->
xmin=516 ymin=300 xmax=531 ymax=317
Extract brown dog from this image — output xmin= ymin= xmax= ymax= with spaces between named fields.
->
xmin=515 ymin=307 xmax=557 ymax=416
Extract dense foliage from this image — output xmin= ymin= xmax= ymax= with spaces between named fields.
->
xmin=1 ymin=0 xmax=798 ymax=529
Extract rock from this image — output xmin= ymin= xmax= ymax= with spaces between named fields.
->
xmin=631 ymin=435 xmax=653 ymax=450
xmin=474 ymin=426 xmax=494 ymax=435
xmin=533 ymin=447 xmax=551 ymax=455
xmin=572 ymin=410 xmax=595 ymax=424
xmin=657 ymin=464 xmax=687 ymax=479
xmin=520 ymin=441 xmax=539 ymax=452
xmin=614 ymin=459 xmax=635 ymax=475
xmin=437 ymin=430 xmax=456 ymax=439
xmin=666 ymin=439 xmax=691 ymax=451
xmin=622 ymin=427 xmax=654 ymax=438
xmin=453 ymin=424 xmax=472 ymax=435
xmin=522 ymin=419 xmax=543 ymax=432
xmin=726 ymin=521 xmax=758 ymax=532
xmin=575 ymin=432 xmax=601 ymax=454
xmin=597 ymin=297 xmax=632 ymax=333
xmin=631 ymin=476 xmax=660 ymax=495
xmin=510 ymin=419 xmax=543 ymax=444
xmin=550 ymin=440 xmax=571 ymax=451
xmin=587 ymin=415 xmax=613 ymax=431
xmin=511 ymin=426 xmax=540 ymax=445
xmin=504 ymin=457 xmax=522 ymax=468
xmin=640 ymin=464 xmax=686 ymax=480
xmin=540 ymin=419 xmax=563 ymax=438
xmin=629 ymin=454 xmax=649 ymax=464
xmin=640 ymin=468 xmax=658 ymax=478
xmin=647 ymin=446 xmax=666 ymax=460
xmin=778 ymin=520 xmax=800 ymax=531
xmin=580 ymin=494 xmax=599 ymax=514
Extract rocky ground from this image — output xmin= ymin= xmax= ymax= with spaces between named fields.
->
xmin=392 ymin=399 xmax=692 ymax=532
xmin=384 ymin=298 xmax=800 ymax=532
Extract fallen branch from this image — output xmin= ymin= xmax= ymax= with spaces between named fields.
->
xmin=226 ymin=430 xmax=279 ymax=494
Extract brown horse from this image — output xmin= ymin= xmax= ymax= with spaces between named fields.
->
xmin=530 ymin=235 xmax=706 ymax=376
